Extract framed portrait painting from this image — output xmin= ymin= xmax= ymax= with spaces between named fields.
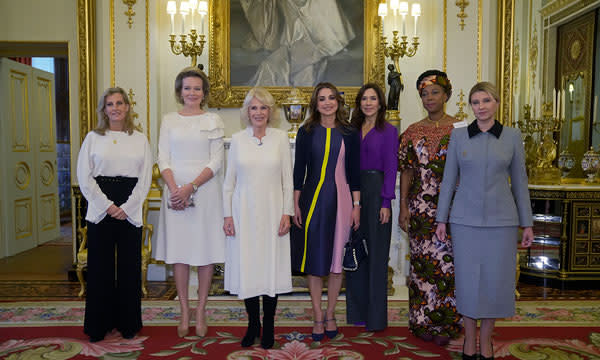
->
xmin=208 ymin=0 xmax=385 ymax=107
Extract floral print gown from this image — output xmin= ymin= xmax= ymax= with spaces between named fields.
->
xmin=398 ymin=122 xmax=462 ymax=338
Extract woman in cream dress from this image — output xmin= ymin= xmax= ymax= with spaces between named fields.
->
xmin=223 ymin=87 xmax=293 ymax=349
xmin=156 ymin=67 xmax=225 ymax=338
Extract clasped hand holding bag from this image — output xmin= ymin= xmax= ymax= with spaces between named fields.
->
xmin=342 ymin=229 xmax=368 ymax=271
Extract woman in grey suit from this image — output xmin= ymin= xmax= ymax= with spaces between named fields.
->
xmin=434 ymin=82 xmax=533 ymax=360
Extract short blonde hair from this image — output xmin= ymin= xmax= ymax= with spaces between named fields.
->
xmin=469 ymin=81 xmax=500 ymax=104
xmin=174 ymin=66 xmax=210 ymax=108
xmin=240 ymin=87 xmax=280 ymax=126
xmin=94 ymin=87 xmax=135 ymax=135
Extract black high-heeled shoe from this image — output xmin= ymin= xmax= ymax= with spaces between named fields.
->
xmin=312 ymin=320 xmax=325 ymax=341
xmin=324 ymin=318 xmax=339 ymax=339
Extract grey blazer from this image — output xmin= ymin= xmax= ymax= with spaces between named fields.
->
xmin=435 ymin=120 xmax=533 ymax=227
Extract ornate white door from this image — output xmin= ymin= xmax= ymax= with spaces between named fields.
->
xmin=0 ymin=58 xmax=60 ymax=257
xmin=32 ymin=67 xmax=60 ymax=245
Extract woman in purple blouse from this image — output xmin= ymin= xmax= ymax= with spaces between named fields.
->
xmin=346 ymin=83 xmax=398 ymax=331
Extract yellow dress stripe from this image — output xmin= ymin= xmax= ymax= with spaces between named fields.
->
xmin=301 ymin=128 xmax=331 ymax=272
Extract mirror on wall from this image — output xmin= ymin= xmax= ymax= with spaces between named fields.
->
xmin=505 ymin=0 xmax=600 ymax=180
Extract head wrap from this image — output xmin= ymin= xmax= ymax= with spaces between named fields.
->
xmin=417 ymin=74 xmax=452 ymax=98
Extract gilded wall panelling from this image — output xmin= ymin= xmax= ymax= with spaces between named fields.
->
xmin=40 ymin=160 xmax=55 ymax=186
xmin=456 ymin=0 xmax=469 ymax=30
xmin=123 ymin=0 xmax=137 ymax=28
xmin=446 ymin=0 xmax=478 ymax=116
xmin=110 ymin=0 xmax=150 ymax=138
xmin=14 ymin=198 xmax=33 ymax=239
xmin=36 ymin=76 xmax=54 ymax=152
xmin=15 ymin=162 xmax=31 ymax=190
xmin=40 ymin=194 xmax=58 ymax=231
xmin=77 ymin=0 xmax=97 ymax=146
xmin=443 ymin=0 xmax=447 ymax=72
xmin=10 ymin=70 xmax=30 ymax=152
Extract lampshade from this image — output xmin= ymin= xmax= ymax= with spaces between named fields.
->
xmin=198 ymin=1 xmax=208 ymax=15
xmin=188 ymin=0 xmax=198 ymax=10
xmin=390 ymin=0 xmax=399 ymax=10
xmin=399 ymin=2 xmax=409 ymax=15
xmin=166 ymin=1 xmax=177 ymax=15
xmin=411 ymin=3 xmax=421 ymax=16
xmin=378 ymin=3 xmax=388 ymax=17
xmin=180 ymin=1 xmax=190 ymax=15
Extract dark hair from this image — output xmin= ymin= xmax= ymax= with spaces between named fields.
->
xmin=416 ymin=69 xmax=452 ymax=100
xmin=303 ymin=82 xmax=351 ymax=132
xmin=350 ymin=83 xmax=387 ymax=131
xmin=174 ymin=66 xmax=210 ymax=108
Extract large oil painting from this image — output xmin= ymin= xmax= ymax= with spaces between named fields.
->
xmin=208 ymin=0 xmax=384 ymax=107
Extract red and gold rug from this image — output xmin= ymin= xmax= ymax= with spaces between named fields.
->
xmin=1 ymin=300 xmax=599 ymax=359
xmin=1 ymin=325 xmax=599 ymax=359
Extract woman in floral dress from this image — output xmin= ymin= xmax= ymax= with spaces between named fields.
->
xmin=398 ymin=70 xmax=462 ymax=346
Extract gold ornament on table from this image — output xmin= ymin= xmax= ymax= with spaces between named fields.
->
xmin=167 ymin=0 xmax=208 ymax=67
xmin=378 ymin=1 xmax=421 ymax=129
xmin=281 ymin=88 xmax=309 ymax=139
xmin=523 ymin=92 xmax=565 ymax=184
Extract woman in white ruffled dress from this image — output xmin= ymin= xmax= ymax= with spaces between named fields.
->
xmin=156 ymin=66 xmax=225 ymax=338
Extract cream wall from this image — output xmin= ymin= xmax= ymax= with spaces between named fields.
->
xmin=97 ymin=0 xmax=500 ymax=146
xmin=0 ymin=0 xmax=80 ymax=181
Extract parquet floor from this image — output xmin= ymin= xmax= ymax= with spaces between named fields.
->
xmin=0 ymin=223 xmax=598 ymax=301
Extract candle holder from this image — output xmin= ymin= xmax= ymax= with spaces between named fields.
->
xmin=382 ymin=31 xmax=420 ymax=74
xmin=169 ymin=29 xmax=206 ymax=67
xmin=527 ymin=102 xmax=564 ymax=185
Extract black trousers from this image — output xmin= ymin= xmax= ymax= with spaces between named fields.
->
xmin=84 ymin=177 xmax=142 ymax=339
xmin=345 ymin=171 xmax=392 ymax=331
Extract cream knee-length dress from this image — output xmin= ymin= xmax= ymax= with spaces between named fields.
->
xmin=155 ymin=112 xmax=226 ymax=266
xmin=223 ymin=128 xmax=294 ymax=299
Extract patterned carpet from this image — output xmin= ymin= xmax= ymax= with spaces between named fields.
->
xmin=1 ymin=300 xmax=599 ymax=359
xmin=1 ymin=299 xmax=599 ymax=327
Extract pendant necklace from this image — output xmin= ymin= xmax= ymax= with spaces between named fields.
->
xmin=428 ymin=113 xmax=447 ymax=128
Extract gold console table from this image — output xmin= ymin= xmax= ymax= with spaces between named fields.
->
xmin=522 ymin=184 xmax=600 ymax=286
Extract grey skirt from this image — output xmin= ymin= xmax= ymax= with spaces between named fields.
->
xmin=450 ymin=224 xmax=518 ymax=319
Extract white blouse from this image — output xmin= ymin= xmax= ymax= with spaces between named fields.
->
xmin=76 ymin=130 xmax=153 ymax=226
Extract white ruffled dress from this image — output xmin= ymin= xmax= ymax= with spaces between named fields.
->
xmin=155 ymin=112 xmax=226 ymax=266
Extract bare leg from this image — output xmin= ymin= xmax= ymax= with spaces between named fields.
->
xmin=174 ymin=263 xmax=190 ymax=336
xmin=325 ymin=272 xmax=342 ymax=331
xmin=463 ymin=316 xmax=478 ymax=356
xmin=307 ymin=275 xmax=324 ymax=334
xmin=479 ymin=318 xmax=496 ymax=358
xmin=195 ymin=264 xmax=214 ymax=336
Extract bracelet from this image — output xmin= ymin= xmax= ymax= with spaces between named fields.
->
xmin=353 ymin=201 xmax=360 ymax=206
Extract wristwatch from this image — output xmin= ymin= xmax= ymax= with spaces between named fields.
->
xmin=191 ymin=183 xmax=198 ymax=193
xmin=353 ymin=201 xmax=360 ymax=207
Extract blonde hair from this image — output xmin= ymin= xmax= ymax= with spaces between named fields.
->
xmin=468 ymin=81 xmax=500 ymax=104
xmin=240 ymin=87 xmax=280 ymax=126
xmin=174 ymin=66 xmax=210 ymax=108
xmin=94 ymin=87 xmax=135 ymax=135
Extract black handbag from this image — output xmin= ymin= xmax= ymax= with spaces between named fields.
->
xmin=342 ymin=229 xmax=368 ymax=271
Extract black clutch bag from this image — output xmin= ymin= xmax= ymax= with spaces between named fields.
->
xmin=342 ymin=229 xmax=368 ymax=271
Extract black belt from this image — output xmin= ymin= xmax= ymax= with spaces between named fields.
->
xmin=95 ymin=176 xmax=138 ymax=184
xmin=362 ymin=170 xmax=383 ymax=175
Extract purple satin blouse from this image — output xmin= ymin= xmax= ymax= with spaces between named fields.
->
xmin=359 ymin=122 xmax=399 ymax=208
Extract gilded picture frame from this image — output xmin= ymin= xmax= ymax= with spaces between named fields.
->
xmin=207 ymin=0 xmax=385 ymax=108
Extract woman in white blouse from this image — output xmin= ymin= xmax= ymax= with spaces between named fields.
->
xmin=223 ymin=87 xmax=294 ymax=349
xmin=156 ymin=67 xmax=225 ymax=338
xmin=77 ymin=87 xmax=152 ymax=342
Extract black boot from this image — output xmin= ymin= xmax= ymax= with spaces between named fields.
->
xmin=261 ymin=295 xmax=278 ymax=349
xmin=241 ymin=296 xmax=261 ymax=347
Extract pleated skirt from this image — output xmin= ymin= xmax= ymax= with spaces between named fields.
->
xmin=450 ymin=224 xmax=518 ymax=319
